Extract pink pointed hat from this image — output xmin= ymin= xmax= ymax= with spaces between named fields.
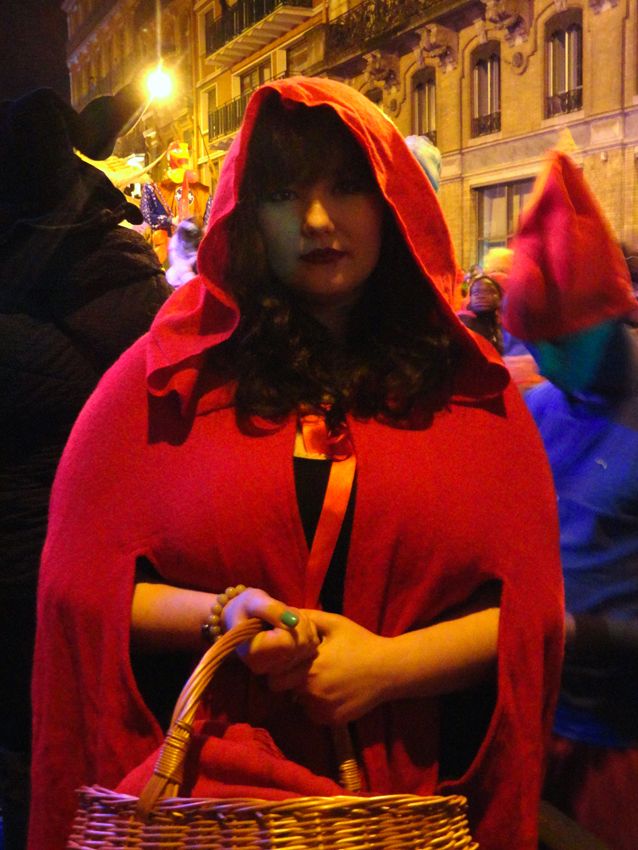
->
xmin=502 ymin=150 xmax=638 ymax=341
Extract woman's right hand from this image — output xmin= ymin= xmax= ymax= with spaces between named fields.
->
xmin=223 ymin=587 xmax=320 ymax=677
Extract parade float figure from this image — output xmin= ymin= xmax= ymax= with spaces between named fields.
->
xmin=141 ymin=141 xmax=212 ymax=265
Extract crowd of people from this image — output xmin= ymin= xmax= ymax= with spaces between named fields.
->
xmin=1 ymin=74 xmax=636 ymax=850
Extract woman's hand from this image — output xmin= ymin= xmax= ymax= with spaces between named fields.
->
xmin=223 ymin=587 xmax=320 ymax=676
xmin=268 ymin=610 xmax=390 ymax=726
xmin=267 ymin=602 xmax=500 ymax=726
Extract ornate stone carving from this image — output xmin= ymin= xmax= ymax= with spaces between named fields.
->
xmin=363 ymin=50 xmax=400 ymax=92
xmin=588 ymin=0 xmax=618 ymax=13
xmin=414 ymin=24 xmax=458 ymax=71
xmin=474 ymin=17 xmax=489 ymax=44
xmin=480 ymin=0 xmax=530 ymax=43
xmin=510 ymin=49 xmax=529 ymax=74
xmin=362 ymin=50 xmax=404 ymax=118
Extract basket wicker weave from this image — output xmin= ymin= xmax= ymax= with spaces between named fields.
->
xmin=67 ymin=619 xmax=478 ymax=850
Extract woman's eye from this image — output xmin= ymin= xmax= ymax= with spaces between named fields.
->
xmin=264 ymin=188 xmax=297 ymax=203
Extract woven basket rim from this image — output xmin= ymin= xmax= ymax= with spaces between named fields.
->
xmin=78 ymin=784 xmax=470 ymax=815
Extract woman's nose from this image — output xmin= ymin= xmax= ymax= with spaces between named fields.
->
xmin=302 ymin=197 xmax=335 ymax=234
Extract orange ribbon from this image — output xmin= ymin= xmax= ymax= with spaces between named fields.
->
xmin=299 ymin=413 xmax=356 ymax=607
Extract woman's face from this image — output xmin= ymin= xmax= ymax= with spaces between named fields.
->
xmin=256 ymin=167 xmax=384 ymax=317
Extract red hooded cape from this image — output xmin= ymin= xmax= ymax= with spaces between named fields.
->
xmin=30 ymin=78 xmax=563 ymax=850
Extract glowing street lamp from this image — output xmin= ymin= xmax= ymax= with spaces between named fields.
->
xmin=146 ymin=64 xmax=173 ymax=100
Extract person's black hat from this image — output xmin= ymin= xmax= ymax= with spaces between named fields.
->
xmin=73 ymin=82 xmax=146 ymax=160
xmin=0 ymin=83 xmax=146 ymax=226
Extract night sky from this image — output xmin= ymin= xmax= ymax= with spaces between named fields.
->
xmin=0 ymin=0 xmax=69 ymax=101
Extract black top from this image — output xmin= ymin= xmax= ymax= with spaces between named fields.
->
xmin=293 ymin=456 xmax=356 ymax=614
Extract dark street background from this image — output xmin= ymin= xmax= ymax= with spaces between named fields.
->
xmin=0 ymin=0 xmax=69 ymax=100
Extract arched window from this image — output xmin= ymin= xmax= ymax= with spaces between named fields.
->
xmin=546 ymin=10 xmax=582 ymax=117
xmin=472 ymin=42 xmax=500 ymax=137
xmin=411 ymin=68 xmax=436 ymax=144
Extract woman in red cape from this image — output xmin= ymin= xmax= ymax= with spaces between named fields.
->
xmin=29 ymin=77 xmax=563 ymax=850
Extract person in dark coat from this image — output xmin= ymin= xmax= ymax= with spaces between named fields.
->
xmin=0 ymin=83 xmax=171 ymax=850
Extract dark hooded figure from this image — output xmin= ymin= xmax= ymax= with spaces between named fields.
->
xmin=29 ymin=77 xmax=563 ymax=850
xmin=0 ymin=84 xmax=171 ymax=849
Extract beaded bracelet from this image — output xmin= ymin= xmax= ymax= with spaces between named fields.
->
xmin=201 ymin=584 xmax=247 ymax=645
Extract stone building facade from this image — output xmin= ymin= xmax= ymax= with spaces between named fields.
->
xmin=62 ymin=0 xmax=638 ymax=272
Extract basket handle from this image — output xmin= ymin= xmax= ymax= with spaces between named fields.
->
xmin=136 ymin=618 xmax=360 ymax=818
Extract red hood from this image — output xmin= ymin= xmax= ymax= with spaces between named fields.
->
xmin=147 ymin=77 xmax=508 ymax=414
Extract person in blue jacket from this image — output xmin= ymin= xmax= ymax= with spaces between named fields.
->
xmin=503 ymin=149 xmax=638 ymax=850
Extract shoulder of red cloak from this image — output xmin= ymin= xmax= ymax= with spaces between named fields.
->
xmin=44 ymin=336 xmax=157 ymax=534
xmin=32 ymin=336 xmax=167 ymax=850
xmin=437 ymin=375 xmax=564 ymax=849
xmin=146 ymin=77 xmax=510 ymax=415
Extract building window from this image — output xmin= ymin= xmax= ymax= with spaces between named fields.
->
xmin=472 ymin=43 xmax=500 ymax=137
xmin=546 ymin=11 xmax=583 ymax=117
xmin=203 ymin=87 xmax=217 ymax=136
xmin=476 ymin=178 xmax=533 ymax=264
xmin=288 ymin=39 xmax=310 ymax=75
xmin=411 ymin=68 xmax=436 ymax=145
xmin=240 ymin=60 xmax=272 ymax=96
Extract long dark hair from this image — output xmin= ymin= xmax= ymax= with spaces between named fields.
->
xmin=217 ymin=92 xmax=460 ymax=426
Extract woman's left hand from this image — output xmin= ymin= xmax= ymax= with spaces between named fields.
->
xmin=223 ymin=587 xmax=320 ymax=676
xmin=268 ymin=610 xmax=390 ymax=726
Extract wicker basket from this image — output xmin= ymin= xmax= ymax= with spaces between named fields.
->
xmin=67 ymin=619 xmax=478 ymax=850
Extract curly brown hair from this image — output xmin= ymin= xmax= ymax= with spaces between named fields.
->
xmin=215 ymin=93 xmax=461 ymax=426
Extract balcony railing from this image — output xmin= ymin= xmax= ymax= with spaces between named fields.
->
xmin=545 ymin=87 xmax=582 ymax=118
xmin=208 ymin=72 xmax=289 ymax=140
xmin=205 ymin=0 xmax=313 ymax=55
xmin=325 ymin=0 xmax=432 ymax=59
xmin=209 ymin=91 xmax=253 ymax=140
xmin=472 ymin=111 xmax=501 ymax=137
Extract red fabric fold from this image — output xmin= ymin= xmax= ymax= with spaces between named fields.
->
xmin=115 ymin=722 xmax=346 ymax=800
